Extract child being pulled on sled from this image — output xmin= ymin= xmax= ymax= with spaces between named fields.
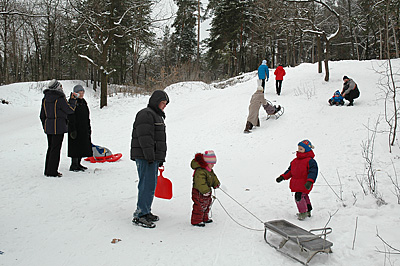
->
xmin=328 ymin=90 xmax=344 ymax=106
xmin=276 ymin=140 xmax=318 ymax=220
xmin=190 ymin=150 xmax=220 ymax=227
xmin=244 ymin=86 xmax=281 ymax=133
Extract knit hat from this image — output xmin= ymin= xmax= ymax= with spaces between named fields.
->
xmin=48 ymin=79 xmax=61 ymax=90
xmin=262 ymin=60 xmax=267 ymax=65
xmin=298 ymin=139 xmax=314 ymax=152
xmin=73 ymin=85 xmax=85 ymax=93
xmin=343 ymin=75 xmax=349 ymax=80
xmin=203 ymin=150 xmax=217 ymax=164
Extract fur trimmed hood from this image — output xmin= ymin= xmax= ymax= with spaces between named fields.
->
xmin=191 ymin=153 xmax=208 ymax=169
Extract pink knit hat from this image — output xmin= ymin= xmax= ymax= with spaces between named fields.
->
xmin=203 ymin=150 xmax=217 ymax=164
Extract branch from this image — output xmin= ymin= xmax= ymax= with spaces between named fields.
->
xmin=78 ymin=54 xmax=99 ymax=68
xmin=376 ymin=227 xmax=400 ymax=254
xmin=0 ymin=11 xmax=49 ymax=17
xmin=324 ymin=209 xmax=338 ymax=229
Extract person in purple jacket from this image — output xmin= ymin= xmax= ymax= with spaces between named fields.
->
xmin=40 ymin=79 xmax=77 ymax=177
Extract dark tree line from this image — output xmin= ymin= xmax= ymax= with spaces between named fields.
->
xmin=1 ymin=0 xmax=399 ymax=107
xmin=204 ymin=0 xmax=400 ymax=80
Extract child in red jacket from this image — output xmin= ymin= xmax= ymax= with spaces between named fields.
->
xmin=276 ymin=140 xmax=318 ymax=220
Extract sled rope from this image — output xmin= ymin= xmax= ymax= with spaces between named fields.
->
xmin=219 ymin=188 xmax=264 ymax=223
xmin=212 ymin=188 xmax=264 ymax=232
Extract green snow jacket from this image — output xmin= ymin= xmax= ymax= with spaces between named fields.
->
xmin=191 ymin=153 xmax=220 ymax=194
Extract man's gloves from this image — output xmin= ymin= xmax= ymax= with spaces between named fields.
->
xmin=305 ymin=181 xmax=312 ymax=190
xmin=276 ymin=176 xmax=284 ymax=183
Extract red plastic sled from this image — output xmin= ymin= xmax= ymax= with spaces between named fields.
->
xmin=84 ymin=153 xmax=122 ymax=163
xmin=155 ymin=166 xmax=173 ymax=200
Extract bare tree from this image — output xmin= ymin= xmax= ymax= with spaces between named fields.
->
xmin=284 ymin=0 xmax=341 ymax=81
xmin=378 ymin=59 xmax=399 ymax=152
xmin=358 ymin=117 xmax=386 ymax=206
xmin=68 ymin=0 xmax=159 ymax=108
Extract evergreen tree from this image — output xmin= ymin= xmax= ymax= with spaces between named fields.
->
xmin=206 ymin=0 xmax=249 ymax=77
xmin=172 ymin=0 xmax=197 ymax=63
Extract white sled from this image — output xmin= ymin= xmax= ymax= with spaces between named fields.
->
xmin=265 ymin=100 xmax=284 ymax=120
xmin=264 ymin=220 xmax=333 ymax=265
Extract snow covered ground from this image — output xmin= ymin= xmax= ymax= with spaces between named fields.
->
xmin=1 ymin=60 xmax=400 ymax=266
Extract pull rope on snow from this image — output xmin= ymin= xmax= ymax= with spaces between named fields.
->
xmin=212 ymin=188 xmax=264 ymax=232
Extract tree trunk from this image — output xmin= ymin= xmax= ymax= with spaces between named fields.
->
xmin=197 ymin=0 xmax=200 ymax=65
xmin=299 ymin=33 xmax=303 ymax=64
xmin=47 ymin=15 xmax=52 ymax=79
xmin=100 ymin=45 xmax=108 ymax=108
xmin=286 ymin=35 xmax=290 ymax=66
xmin=292 ymin=33 xmax=296 ymax=66
xmin=3 ymin=16 xmax=9 ymax=84
xmin=317 ymin=36 xmax=322 ymax=73
xmin=312 ymin=37 xmax=315 ymax=63
xmin=379 ymin=27 xmax=383 ymax=59
xmin=392 ymin=20 xmax=399 ymax=58
xmin=86 ymin=62 xmax=89 ymax=87
xmin=100 ymin=69 xmax=107 ymax=108
xmin=93 ymin=65 xmax=97 ymax=91
xmin=272 ymin=39 xmax=276 ymax=68
xmin=347 ymin=0 xmax=356 ymax=59
xmin=324 ymin=38 xmax=330 ymax=82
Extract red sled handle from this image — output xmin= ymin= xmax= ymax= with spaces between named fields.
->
xmin=84 ymin=153 xmax=122 ymax=163
xmin=155 ymin=166 xmax=173 ymax=200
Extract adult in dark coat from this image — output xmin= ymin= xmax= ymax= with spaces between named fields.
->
xmin=341 ymin=75 xmax=360 ymax=106
xmin=130 ymin=90 xmax=169 ymax=228
xmin=40 ymin=79 xmax=77 ymax=177
xmin=68 ymin=85 xmax=92 ymax=171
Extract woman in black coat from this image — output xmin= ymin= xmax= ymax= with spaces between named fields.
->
xmin=68 ymin=85 xmax=93 ymax=171
xmin=40 ymin=79 xmax=77 ymax=177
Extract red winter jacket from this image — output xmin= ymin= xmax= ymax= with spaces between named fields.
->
xmin=274 ymin=66 xmax=286 ymax=80
xmin=281 ymin=150 xmax=318 ymax=194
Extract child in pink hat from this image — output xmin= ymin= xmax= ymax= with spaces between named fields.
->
xmin=190 ymin=150 xmax=220 ymax=227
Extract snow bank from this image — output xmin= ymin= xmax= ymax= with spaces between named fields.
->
xmin=1 ymin=60 xmax=400 ymax=266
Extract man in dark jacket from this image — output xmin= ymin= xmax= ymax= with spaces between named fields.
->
xmin=341 ymin=76 xmax=360 ymax=106
xmin=131 ymin=90 xmax=169 ymax=228
xmin=40 ymin=79 xmax=77 ymax=177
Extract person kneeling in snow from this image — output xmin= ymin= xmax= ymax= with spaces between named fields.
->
xmin=341 ymin=75 xmax=360 ymax=106
xmin=276 ymin=140 xmax=318 ymax=220
xmin=191 ymin=151 xmax=220 ymax=227
xmin=244 ymin=86 xmax=281 ymax=133
xmin=328 ymin=90 xmax=344 ymax=106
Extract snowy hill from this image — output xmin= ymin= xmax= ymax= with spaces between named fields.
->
xmin=1 ymin=60 xmax=400 ymax=266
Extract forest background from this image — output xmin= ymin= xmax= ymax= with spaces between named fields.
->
xmin=1 ymin=0 xmax=399 ymax=108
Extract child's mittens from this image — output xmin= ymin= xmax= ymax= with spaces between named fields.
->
xmin=305 ymin=181 xmax=313 ymax=190
xmin=203 ymin=191 xmax=211 ymax=197
xmin=276 ymin=176 xmax=284 ymax=183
